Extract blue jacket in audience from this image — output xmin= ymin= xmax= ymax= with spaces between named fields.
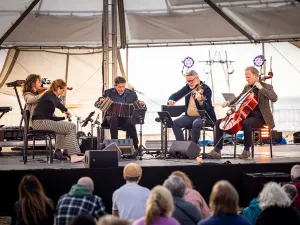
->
xmin=240 ymin=197 xmax=262 ymax=225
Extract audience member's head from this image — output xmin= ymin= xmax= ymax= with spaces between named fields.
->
xmin=145 ymin=186 xmax=174 ymax=225
xmin=78 ymin=177 xmax=94 ymax=193
xmin=171 ymin=171 xmax=194 ymax=189
xmin=259 ymin=182 xmax=290 ymax=210
xmin=209 ymin=180 xmax=239 ymax=216
xmin=163 ymin=175 xmax=186 ymax=198
xmin=69 ymin=214 xmax=96 ymax=225
xmin=291 ymin=165 xmax=300 ymax=181
xmin=282 ymin=184 xmax=298 ymax=202
xmin=97 ymin=215 xmax=131 ymax=225
xmin=19 ymin=175 xmax=53 ymax=225
xmin=123 ymin=163 xmax=142 ymax=183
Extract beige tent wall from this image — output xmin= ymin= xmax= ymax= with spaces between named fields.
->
xmin=0 ymin=49 xmax=119 ymax=134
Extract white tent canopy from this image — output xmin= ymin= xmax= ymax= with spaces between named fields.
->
xmin=0 ymin=0 xmax=299 ymax=47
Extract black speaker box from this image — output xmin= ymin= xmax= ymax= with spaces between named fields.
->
xmin=293 ymin=132 xmax=300 ymax=143
xmin=169 ymin=141 xmax=200 ymax=159
xmin=84 ymin=150 xmax=118 ymax=168
xmin=80 ymin=137 xmax=98 ymax=153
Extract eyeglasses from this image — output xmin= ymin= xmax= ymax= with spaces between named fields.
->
xmin=185 ymin=76 xmax=197 ymax=84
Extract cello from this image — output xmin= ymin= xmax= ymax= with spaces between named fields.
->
xmin=219 ymin=66 xmax=273 ymax=135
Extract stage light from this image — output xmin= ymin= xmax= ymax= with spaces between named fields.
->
xmin=253 ymin=55 xmax=265 ymax=67
xmin=203 ymin=64 xmax=211 ymax=74
xmin=260 ymin=125 xmax=270 ymax=139
xmin=227 ymin=64 xmax=234 ymax=74
xmin=183 ymin=56 xmax=194 ymax=69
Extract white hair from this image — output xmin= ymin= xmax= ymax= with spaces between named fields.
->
xmin=186 ymin=70 xmax=198 ymax=77
xmin=291 ymin=165 xmax=300 ymax=180
xmin=163 ymin=175 xmax=186 ymax=198
xmin=77 ymin=177 xmax=94 ymax=192
xmin=259 ymin=182 xmax=291 ymax=210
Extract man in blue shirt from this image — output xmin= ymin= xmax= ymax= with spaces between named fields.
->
xmin=95 ymin=76 xmax=145 ymax=150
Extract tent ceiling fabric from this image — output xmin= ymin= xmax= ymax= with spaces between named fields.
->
xmin=0 ymin=0 xmax=299 ymax=46
xmin=126 ymin=10 xmax=245 ymax=43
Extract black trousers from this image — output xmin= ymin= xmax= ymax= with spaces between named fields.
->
xmin=106 ymin=115 xmax=139 ymax=148
xmin=214 ymin=117 xmax=265 ymax=150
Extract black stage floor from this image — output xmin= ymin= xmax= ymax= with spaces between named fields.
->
xmin=0 ymin=145 xmax=300 ymax=216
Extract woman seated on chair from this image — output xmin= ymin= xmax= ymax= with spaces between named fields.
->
xmin=31 ymin=79 xmax=84 ymax=163
xmin=22 ymin=74 xmax=69 ymax=161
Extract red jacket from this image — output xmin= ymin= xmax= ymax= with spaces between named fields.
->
xmin=290 ymin=181 xmax=300 ymax=212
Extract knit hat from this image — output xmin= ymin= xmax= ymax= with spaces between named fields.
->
xmin=123 ymin=163 xmax=142 ymax=177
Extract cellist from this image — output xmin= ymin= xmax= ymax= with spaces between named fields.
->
xmin=207 ymin=66 xmax=277 ymax=159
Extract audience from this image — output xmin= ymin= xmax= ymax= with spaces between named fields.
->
xmin=98 ymin=215 xmax=131 ymax=225
xmin=56 ymin=177 xmax=106 ymax=225
xmin=240 ymin=197 xmax=261 ymax=225
xmin=112 ymin=163 xmax=150 ymax=220
xmin=256 ymin=182 xmax=300 ymax=225
xmin=291 ymin=164 xmax=300 ymax=211
xmin=69 ymin=214 xmax=96 ymax=225
xmin=11 ymin=175 xmax=54 ymax=225
xmin=163 ymin=175 xmax=202 ymax=225
xmin=171 ymin=171 xmax=210 ymax=218
xmin=198 ymin=180 xmax=250 ymax=225
xmin=133 ymin=185 xmax=180 ymax=225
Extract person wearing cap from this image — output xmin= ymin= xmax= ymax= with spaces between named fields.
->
xmin=112 ymin=163 xmax=150 ymax=220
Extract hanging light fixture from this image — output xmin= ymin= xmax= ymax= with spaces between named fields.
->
xmin=253 ymin=55 xmax=265 ymax=67
xmin=183 ymin=56 xmax=195 ymax=69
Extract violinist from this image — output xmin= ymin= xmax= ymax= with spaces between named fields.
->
xmin=207 ymin=66 xmax=278 ymax=159
xmin=31 ymin=79 xmax=84 ymax=163
xmin=168 ymin=70 xmax=216 ymax=145
xmin=22 ymin=75 xmax=68 ymax=161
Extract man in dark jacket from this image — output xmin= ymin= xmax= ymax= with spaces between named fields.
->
xmin=95 ymin=76 xmax=145 ymax=149
xmin=163 ymin=175 xmax=202 ymax=225
xmin=168 ymin=70 xmax=216 ymax=145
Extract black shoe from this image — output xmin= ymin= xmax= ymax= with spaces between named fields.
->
xmin=62 ymin=149 xmax=70 ymax=159
xmin=54 ymin=149 xmax=67 ymax=161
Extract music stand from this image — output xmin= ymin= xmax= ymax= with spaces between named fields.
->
xmin=156 ymin=111 xmax=174 ymax=160
xmin=131 ymin=108 xmax=148 ymax=159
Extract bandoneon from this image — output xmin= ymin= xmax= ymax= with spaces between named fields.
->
xmin=99 ymin=97 xmax=145 ymax=117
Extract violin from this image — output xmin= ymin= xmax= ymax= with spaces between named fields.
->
xmin=36 ymin=86 xmax=73 ymax=95
xmin=169 ymin=83 xmax=206 ymax=107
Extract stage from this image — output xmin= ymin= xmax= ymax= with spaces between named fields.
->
xmin=0 ymin=144 xmax=299 ymax=216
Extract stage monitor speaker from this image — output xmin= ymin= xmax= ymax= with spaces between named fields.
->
xmin=103 ymin=142 xmax=122 ymax=160
xmin=85 ymin=150 xmax=118 ymax=168
xmin=103 ymin=139 xmax=134 ymax=157
xmin=169 ymin=141 xmax=200 ymax=159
